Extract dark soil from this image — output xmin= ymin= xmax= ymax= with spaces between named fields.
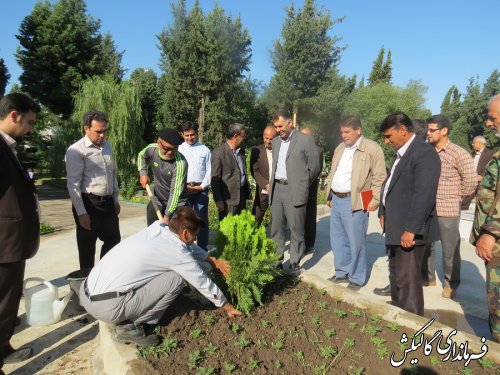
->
xmin=131 ymin=276 xmax=498 ymax=375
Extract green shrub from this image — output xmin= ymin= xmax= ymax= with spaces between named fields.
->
xmin=213 ymin=210 xmax=280 ymax=315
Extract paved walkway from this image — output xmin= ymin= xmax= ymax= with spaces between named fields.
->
xmin=4 ymin=185 xmax=492 ymax=374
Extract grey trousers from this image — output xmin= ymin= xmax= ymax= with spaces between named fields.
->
xmin=79 ymin=270 xmax=184 ymax=325
xmin=421 ymin=216 xmax=461 ymax=289
xmin=271 ymin=183 xmax=306 ymax=265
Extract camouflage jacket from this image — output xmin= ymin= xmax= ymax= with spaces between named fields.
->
xmin=470 ymin=149 xmax=500 ymax=264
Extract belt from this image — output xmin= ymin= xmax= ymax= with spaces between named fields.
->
xmin=332 ymin=190 xmax=351 ymax=198
xmin=187 ymin=182 xmax=202 ymax=186
xmin=275 ymin=179 xmax=288 ymax=185
xmin=82 ymin=193 xmax=113 ymax=201
xmin=84 ymin=280 xmax=128 ymax=302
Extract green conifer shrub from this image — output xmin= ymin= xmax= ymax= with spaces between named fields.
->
xmin=213 ymin=210 xmax=280 ymax=315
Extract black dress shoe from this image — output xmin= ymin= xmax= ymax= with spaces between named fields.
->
xmin=347 ymin=282 xmax=361 ymax=291
xmin=327 ymin=275 xmax=349 ymax=284
xmin=373 ymin=284 xmax=391 ymax=296
xmin=15 ymin=316 xmax=21 ymax=327
xmin=3 ymin=346 xmax=33 ymax=364
xmin=304 ymin=248 xmax=314 ymax=255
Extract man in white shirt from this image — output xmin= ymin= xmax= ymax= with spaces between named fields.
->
xmin=326 ymin=116 xmax=386 ymax=290
xmin=178 ymin=122 xmax=211 ymax=250
xmin=66 ymin=110 xmax=120 ymax=270
xmin=79 ymin=207 xmax=241 ymax=346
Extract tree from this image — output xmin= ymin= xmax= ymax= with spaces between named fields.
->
xmin=15 ymin=0 xmax=121 ymax=117
xmin=0 ymin=58 xmax=10 ymax=97
xmin=157 ymin=0 xmax=254 ymax=143
xmin=440 ymin=85 xmax=461 ymax=122
xmin=94 ymin=33 xmax=125 ymax=81
xmin=268 ymin=0 xmax=345 ymax=117
xmin=130 ymin=68 xmax=158 ymax=143
xmin=368 ymin=47 xmax=392 ymax=86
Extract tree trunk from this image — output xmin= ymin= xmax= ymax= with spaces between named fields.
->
xmin=198 ymin=94 xmax=207 ymax=142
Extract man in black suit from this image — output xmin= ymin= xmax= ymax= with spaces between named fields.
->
xmin=250 ymin=126 xmax=277 ymax=226
xmin=378 ymin=112 xmax=441 ymax=315
xmin=211 ymin=123 xmax=251 ymax=221
xmin=0 ymin=93 xmax=40 ymax=369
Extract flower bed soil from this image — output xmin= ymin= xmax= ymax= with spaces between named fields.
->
xmin=131 ymin=276 xmax=498 ymax=375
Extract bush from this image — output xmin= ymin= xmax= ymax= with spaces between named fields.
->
xmin=213 ymin=210 xmax=280 ymax=315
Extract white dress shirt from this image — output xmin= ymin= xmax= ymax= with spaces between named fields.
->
xmin=275 ymin=129 xmax=295 ymax=180
xmin=178 ymin=141 xmax=211 ymax=190
xmin=331 ymin=136 xmax=362 ymax=193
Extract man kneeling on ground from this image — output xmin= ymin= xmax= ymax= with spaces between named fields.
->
xmin=79 ymin=207 xmax=241 ymax=346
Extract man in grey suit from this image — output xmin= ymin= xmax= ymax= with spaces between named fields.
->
xmin=211 ymin=123 xmax=251 ymax=221
xmin=270 ymin=109 xmax=321 ymax=271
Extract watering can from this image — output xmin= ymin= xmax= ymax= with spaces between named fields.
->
xmin=23 ymin=277 xmax=72 ymax=326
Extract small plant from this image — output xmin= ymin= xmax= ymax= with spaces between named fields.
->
xmin=204 ymin=314 xmax=215 ymax=325
xmin=334 ymin=309 xmax=347 ymax=318
xmin=430 ymin=355 xmax=439 ymax=366
xmin=386 ymin=322 xmax=400 ymax=332
xmin=350 ymin=308 xmax=362 ymax=317
xmin=478 ymin=357 xmax=494 ymax=369
xmin=271 ymin=341 xmax=284 ymax=351
xmin=376 ymin=347 xmax=389 ymax=359
xmin=317 ymin=301 xmax=327 ymax=310
xmin=459 ymin=369 xmax=473 ymax=375
xmin=197 ymin=368 xmax=215 ymax=375
xmin=40 ymin=222 xmax=56 ymax=235
xmin=301 ymin=293 xmax=310 ymax=302
xmin=204 ymin=342 xmax=218 ymax=355
xmin=319 ymin=345 xmax=336 ymax=358
xmin=319 ymin=288 xmax=327 ymax=296
xmin=295 ymin=351 xmax=305 ymax=364
xmin=313 ymin=363 xmax=328 ymax=375
xmin=279 ymin=299 xmax=287 ymax=305
xmin=189 ymin=327 xmax=203 ymax=339
xmin=298 ymin=306 xmax=305 ymax=315
xmin=277 ymin=330 xmax=286 ymax=340
xmin=235 ymin=334 xmax=251 ymax=349
xmin=334 ymin=296 xmax=343 ymax=304
xmin=371 ymin=336 xmax=386 ymax=347
xmin=324 ymin=328 xmax=336 ymax=338
xmin=312 ymin=315 xmax=322 ymax=327
xmin=370 ymin=314 xmax=382 ymax=325
xmin=272 ymin=311 xmax=279 ymax=318
xmin=362 ymin=325 xmax=381 ymax=337
xmin=223 ymin=361 xmax=237 ymax=373
xmin=230 ymin=322 xmax=241 ymax=334
xmin=187 ymin=350 xmax=203 ymax=369
xmin=344 ymin=338 xmax=355 ymax=347
xmin=248 ymin=358 xmax=259 ymax=370
xmin=261 ymin=319 xmax=270 ymax=328
xmin=398 ymin=342 xmax=407 ymax=352
xmin=274 ymin=359 xmax=283 ymax=369
xmin=349 ymin=367 xmax=365 ymax=375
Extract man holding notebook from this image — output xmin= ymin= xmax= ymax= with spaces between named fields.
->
xmin=326 ymin=116 xmax=386 ymax=290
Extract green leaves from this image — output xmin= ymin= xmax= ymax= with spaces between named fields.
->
xmin=214 ymin=210 xmax=280 ymax=316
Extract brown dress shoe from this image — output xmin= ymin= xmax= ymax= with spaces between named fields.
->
xmin=442 ymin=287 xmax=455 ymax=299
xmin=422 ymin=280 xmax=436 ymax=287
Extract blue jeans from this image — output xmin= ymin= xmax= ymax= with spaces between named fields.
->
xmin=187 ymin=191 xmax=209 ymax=250
xmin=329 ymin=196 xmax=368 ymax=286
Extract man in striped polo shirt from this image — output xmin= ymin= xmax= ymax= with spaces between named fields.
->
xmin=138 ymin=128 xmax=188 ymax=225
xmin=423 ymin=114 xmax=477 ymax=298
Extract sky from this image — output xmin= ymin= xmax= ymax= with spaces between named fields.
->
xmin=1 ymin=0 xmax=499 ymax=113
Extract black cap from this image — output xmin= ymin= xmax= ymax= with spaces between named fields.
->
xmin=158 ymin=128 xmax=184 ymax=146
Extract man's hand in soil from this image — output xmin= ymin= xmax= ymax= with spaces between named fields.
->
xmin=208 ymin=257 xmax=230 ymax=278
xmin=222 ymin=303 xmax=242 ymax=318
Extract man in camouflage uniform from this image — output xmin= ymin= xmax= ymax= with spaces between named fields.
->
xmin=470 ymin=94 xmax=500 ymax=343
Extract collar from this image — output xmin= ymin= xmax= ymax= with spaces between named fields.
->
xmin=436 ymin=139 xmax=451 ymax=153
xmin=83 ymin=135 xmax=102 ymax=149
xmin=280 ymin=128 xmax=296 ymax=143
xmin=344 ymin=136 xmax=363 ymax=151
xmin=397 ymin=134 xmax=416 ymax=159
xmin=0 ymin=129 xmax=16 ymax=152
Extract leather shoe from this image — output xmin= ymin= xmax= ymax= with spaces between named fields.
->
xmin=3 ymin=346 xmax=33 ymax=364
xmin=442 ymin=287 xmax=455 ymax=299
xmin=347 ymin=282 xmax=361 ymax=291
xmin=288 ymin=263 xmax=301 ymax=272
xmin=423 ymin=280 xmax=436 ymax=287
xmin=327 ymin=275 xmax=349 ymax=284
xmin=373 ymin=284 xmax=391 ymax=296
xmin=304 ymin=248 xmax=314 ymax=255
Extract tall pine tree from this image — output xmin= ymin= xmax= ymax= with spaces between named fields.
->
xmin=0 ymin=58 xmax=10 ymax=97
xmin=368 ymin=47 xmax=392 ymax=86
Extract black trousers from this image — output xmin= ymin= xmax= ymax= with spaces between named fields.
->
xmin=72 ymin=194 xmax=120 ymax=270
xmin=304 ymin=179 xmax=319 ymax=250
xmin=252 ymin=193 xmax=269 ymax=226
xmin=0 ymin=261 xmax=25 ymax=369
xmin=388 ymin=244 xmax=426 ymax=316
xmin=218 ymin=188 xmax=247 ymax=222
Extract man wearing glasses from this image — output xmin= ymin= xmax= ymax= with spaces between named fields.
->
xmin=423 ymin=115 xmax=476 ymax=299
xmin=138 ymin=128 xmax=188 ymax=226
xmin=66 ymin=110 xmax=121 ymax=270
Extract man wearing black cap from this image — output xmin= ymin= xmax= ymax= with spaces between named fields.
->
xmin=138 ymin=128 xmax=188 ymax=225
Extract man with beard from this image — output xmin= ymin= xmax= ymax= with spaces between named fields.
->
xmin=138 ymin=128 xmax=188 ymax=226
xmin=470 ymin=94 xmax=500 ymax=342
